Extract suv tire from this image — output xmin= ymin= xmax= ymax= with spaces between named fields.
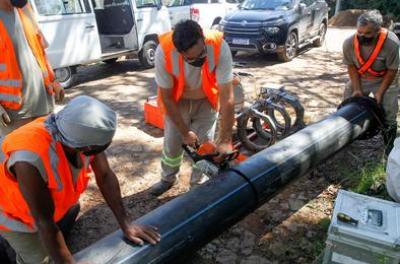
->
xmin=277 ymin=31 xmax=298 ymax=62
xmin=139 ymin=39 xmax=157 ymax=68
xmin=313 ymin=23 xmax=327 ymax=47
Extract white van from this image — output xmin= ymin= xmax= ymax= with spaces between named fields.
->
xmin=168 ymin=0 xmax=240 ymax=29
xmin=29 ymin=0 xmax=171 ymax=87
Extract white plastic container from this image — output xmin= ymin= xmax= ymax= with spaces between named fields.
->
xmin=323 ymin=190 xmax=400 ymax=264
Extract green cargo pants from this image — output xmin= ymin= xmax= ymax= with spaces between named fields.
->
xmin=161 ymin=98 xmax=217 ymax=185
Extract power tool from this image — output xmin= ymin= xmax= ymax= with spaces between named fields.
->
xmin=182 ymin=142 xmax=246 ymax=178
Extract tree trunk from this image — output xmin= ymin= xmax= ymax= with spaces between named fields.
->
xmin=335 ymin=0 xmax=342 ymax=15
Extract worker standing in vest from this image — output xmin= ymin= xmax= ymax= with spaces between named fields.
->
xmin=0 ymin=0 xmax=64 ymax=136
xmin=150 ymin=20 xmax=235 ymax=195
xmin=343 ymin=10 xmax=400 ymax=157
xmin=0 ymin=96 xmax=160 ymax=263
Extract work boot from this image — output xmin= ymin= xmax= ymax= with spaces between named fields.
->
xmin=150 ymin=180 xmax=177 ymax=196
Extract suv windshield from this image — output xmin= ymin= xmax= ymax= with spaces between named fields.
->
xmin=240 ymin=0 xmax=292 ymax=10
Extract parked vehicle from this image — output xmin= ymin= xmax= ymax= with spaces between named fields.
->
xmin=219 ymin=0 xmax=329 ymax=62
xmin=30 ymin=0 xmax=171 ymax=88
xmin=168 ymin=0 xmax=240 ymax=29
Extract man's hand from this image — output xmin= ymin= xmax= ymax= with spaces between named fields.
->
xmin=351 ymin=89 xmax=363 ymax=97
xmin=122 ymin=223 xmax=161 ymax=246
xmin=0 ymin=104 xmax=11 ymax=127
xmin=183 ymin=131 xmax=199 ymax=147
xmin=53 ymin=82 xmax=65 ymax=103
xmin=374 ymin=91 xmax=383 ymax=104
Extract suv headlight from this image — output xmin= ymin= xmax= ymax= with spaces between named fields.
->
xmin=263 ymin=26 xmax=280 ymax=34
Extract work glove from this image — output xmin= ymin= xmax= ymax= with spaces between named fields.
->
xmin=0 ymin=104 xmax=11 ymax=127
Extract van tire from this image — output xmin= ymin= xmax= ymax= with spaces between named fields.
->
xmin=277 ymin=31 xmax=298 ymax=62
xmin=139 ymin=39 xmax=157 ymax=68
xmin=55 ymin=67 xmax=76 ymax=89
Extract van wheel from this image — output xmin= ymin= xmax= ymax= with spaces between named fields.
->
xmin=139 ymin=39 xmax=157 ymax=68
xmin=313 ymin=23 xmax=327 ymax=47
xmin=55 ymin=67 xmax=76 ymax=89
xmin=277 ymin=31 xmax=298 ymax=62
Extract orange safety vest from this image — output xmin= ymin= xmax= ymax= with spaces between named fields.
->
xmin=157 ymin=30 xmax=223 ymax=111
xmin=0 ymin=117 xmax=90 ymax=232
xmin=353 ymin=28 xmax=389 ymax=78
xmin=0 ymin=5 xmax=55 ymax=110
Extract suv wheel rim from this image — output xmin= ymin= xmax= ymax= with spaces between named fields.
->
xmin=286 ymin=33 xmax=297 ymax=59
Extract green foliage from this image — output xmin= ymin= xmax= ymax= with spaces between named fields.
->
xmin=327 ymin=0 xmax=400 ymax=21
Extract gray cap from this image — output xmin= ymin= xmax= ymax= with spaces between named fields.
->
xmin=53 ymin=95 xmax=117 ymax=148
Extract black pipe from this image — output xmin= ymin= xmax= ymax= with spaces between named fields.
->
xmin=75 ymin=97 xmax=384 ymax=264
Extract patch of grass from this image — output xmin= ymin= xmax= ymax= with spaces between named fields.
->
xmin=347 ymin=162 xmax=385 ymax=194
xmin=312 ymin=217 xmax=331 ymax=260
xmin=318 ymin=217 xmax=331 ymax=232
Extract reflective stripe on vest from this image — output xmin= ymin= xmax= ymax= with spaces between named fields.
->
xmin=0 ymin=5 xmax=54 ymax=110
xmin=157 ymin=30 xmax=223 ymax=111
xmin=0 ymin=17 xmax=23 ymax=110
xmin=354 ymin=29 xmax=389 ymax=77
xmin=0 ymin=117 xmax=90 ymax=232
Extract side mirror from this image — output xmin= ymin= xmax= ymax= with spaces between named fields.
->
xmin=298 ymin=3 xmax=306 ymax=13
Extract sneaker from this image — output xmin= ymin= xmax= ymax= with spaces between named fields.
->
xmin=150 ymin=180 xmax=177 ymax=196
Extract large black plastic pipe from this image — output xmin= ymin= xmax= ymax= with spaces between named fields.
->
xmin=75 ymin=97 xmax=383 ymax=263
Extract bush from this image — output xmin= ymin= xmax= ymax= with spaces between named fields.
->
xmin=328 ymin=0 xmax=400 ymax=21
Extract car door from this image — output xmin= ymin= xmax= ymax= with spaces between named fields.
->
xmin=168 ymin=0 xmax=191 ymax=28
xmin=134 ymin=0 xmax=171 ymax=48
xmin=312 ymin=0 xmax=328 ymax=35
xmin=297 ymin=0 xmax=314 ymax=42
xmin=30 ymin=0 xmax=102 ymax=69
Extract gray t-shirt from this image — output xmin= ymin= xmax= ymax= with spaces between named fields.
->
xmin=155 ymin=40 xmax=233 ymax=99
xmin=0 ymin=9 xmax=54 ymax=121
xmin=343 ymin=31 xmax=400 ymax=85
xmin=7 ymin=150 xmax=88 ymax=185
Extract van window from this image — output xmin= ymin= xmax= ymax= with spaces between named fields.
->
xmin=192 ymin=0 xmax=208 ymax=3
xmin=136 ymin=0 xmax=160 ymax=8
xmin=169 ymin=0 xmax=183 ymax=7
xmin=34 ymin=0 xmax=86 ymax=15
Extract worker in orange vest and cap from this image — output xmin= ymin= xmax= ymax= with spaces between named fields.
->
xmin=0 ymin=0 xmax=64 ymax=136
xmin=0 ymin=96 xmax=160 ymax=263
xmin=150 ymin=20 xmax=235 ymax=195
xmin=343 ymin=10 xmax=400 ymax=157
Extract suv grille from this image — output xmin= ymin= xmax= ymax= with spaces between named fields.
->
xmin=224 ymin=21 xmax=262 ymax=35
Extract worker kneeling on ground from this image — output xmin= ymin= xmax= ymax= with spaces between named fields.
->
xmin=151 ymin=20 xmax=235 ymax=196
xmin=343 ymin=10 xmax=400 ymax=157
xmin=0 ymin=96 xmax=160 ymax=264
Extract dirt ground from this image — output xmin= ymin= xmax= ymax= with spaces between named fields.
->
xmin=58 ymin=27 xmax=389 ymax=263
